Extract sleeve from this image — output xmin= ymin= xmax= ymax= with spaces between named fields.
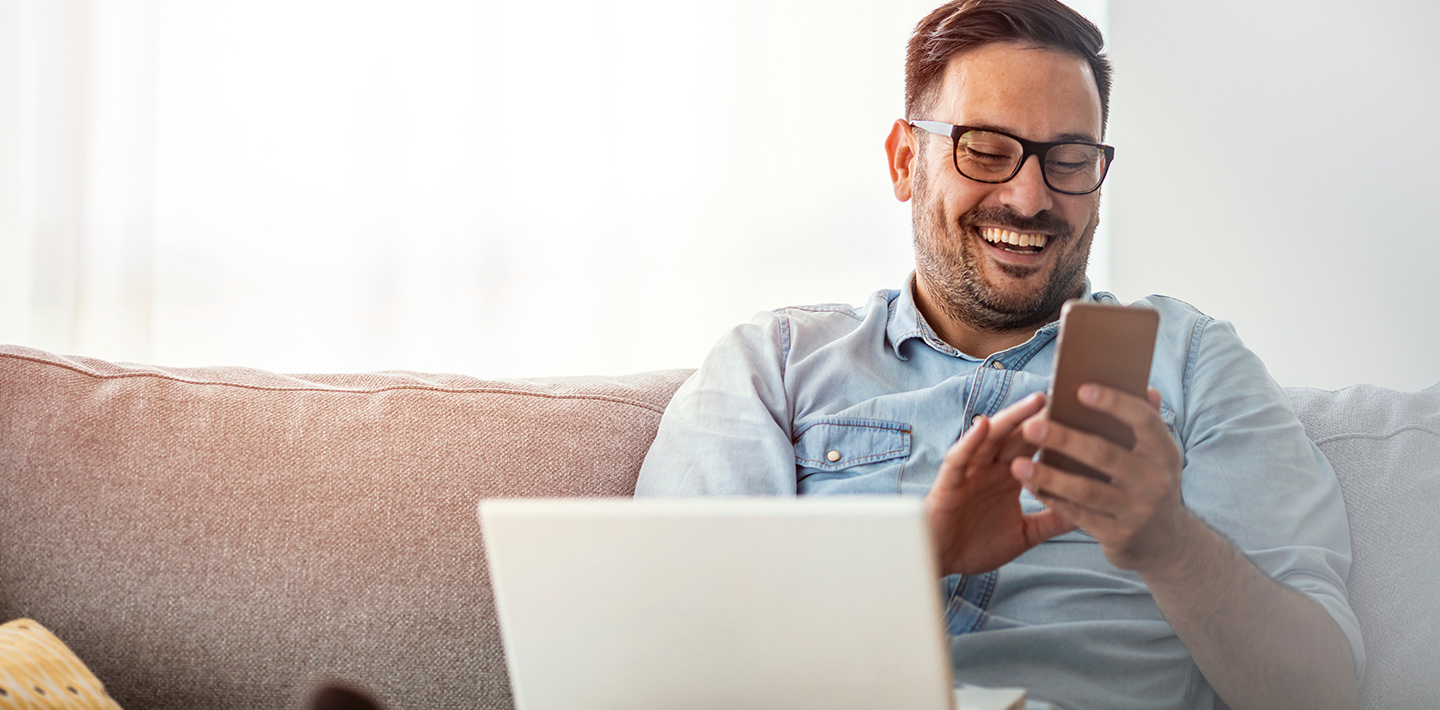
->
xmin=634 ymin=310 xmax=798 ymax=496
xmin=1177 ymin=317 xmax=1366 ymax=683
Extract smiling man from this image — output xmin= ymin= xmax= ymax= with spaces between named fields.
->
xmin=635 ymin=1 xmax=1363 ymax=708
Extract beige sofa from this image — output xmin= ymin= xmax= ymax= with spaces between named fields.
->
xmin=1 ymin=344 xmax=1436 ymax=709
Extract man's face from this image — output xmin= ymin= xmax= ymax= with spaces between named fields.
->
xmin=906 ymin=43 xmax=1104 ymax=333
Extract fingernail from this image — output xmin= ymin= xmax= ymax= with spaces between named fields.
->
xmin=1080 ymin=385 xmax=1099 ymax=403
xmin=1014 ymin=459 xmax=1034 ymax=481
xmin=1030 ymin=420 xmax=1046 ymax=440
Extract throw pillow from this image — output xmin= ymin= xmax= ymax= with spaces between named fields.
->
xmin=0 ymin=618 xmax=123 ymax=709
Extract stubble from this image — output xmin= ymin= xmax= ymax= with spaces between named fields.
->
xmin=911 ymin=153 xmax=1097 ymax=333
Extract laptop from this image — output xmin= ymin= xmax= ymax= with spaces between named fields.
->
xmin=479 ymin=496 xmax=1028 ymax=710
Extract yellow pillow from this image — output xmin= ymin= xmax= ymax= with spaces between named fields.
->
xmin=0 ymin=619 xmax=123 ymax=709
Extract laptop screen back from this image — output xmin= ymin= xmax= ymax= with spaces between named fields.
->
xmin=480 ymin=497 xmax=954 ymax=710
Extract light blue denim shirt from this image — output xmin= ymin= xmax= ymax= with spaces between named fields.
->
xmin=636 ymin=277 xmax=1364 ymax=710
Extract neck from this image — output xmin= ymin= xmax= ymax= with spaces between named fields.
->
xmin=911 ymin=276 xmax=1063 ymax=359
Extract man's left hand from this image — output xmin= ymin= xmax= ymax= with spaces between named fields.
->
xmin=1011 ymin=384 xmax=1193 ymax=574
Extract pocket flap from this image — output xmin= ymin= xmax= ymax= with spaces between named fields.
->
xmin=793 ymin=417 xmax=911 ymax=471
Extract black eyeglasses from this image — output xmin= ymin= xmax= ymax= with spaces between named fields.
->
xmin=909 ymin=120 xmax=1115 ymax=195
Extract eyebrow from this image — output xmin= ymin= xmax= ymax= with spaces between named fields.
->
xmin=967 ymin=122 xmax=1099 ymax=144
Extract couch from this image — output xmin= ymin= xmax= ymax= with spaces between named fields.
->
xmin=1 ymin=344 xmax=1436 ymax=709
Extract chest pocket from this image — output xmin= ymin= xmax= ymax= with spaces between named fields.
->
xmin=793 ymin=417 xmax=911 ymax=475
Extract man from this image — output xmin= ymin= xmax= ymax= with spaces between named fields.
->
xmin=635 ymin=1 xmax=1364 ymax=708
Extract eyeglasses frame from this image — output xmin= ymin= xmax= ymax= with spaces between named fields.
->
xmin=908 ymin=120 xmax=1116 ymax=196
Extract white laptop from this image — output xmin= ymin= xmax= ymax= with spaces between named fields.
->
xmin=479 ymin=496 xmax=1029 ymax=710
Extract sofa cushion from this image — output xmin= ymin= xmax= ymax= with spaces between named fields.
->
xmin=0 ymin=345 xmax=692 ymax=710
xmin=1287 ymin=383 xmax=1440 ymax=709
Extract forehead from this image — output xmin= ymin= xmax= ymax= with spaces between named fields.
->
xmin=931 ymin=42 xmax=1103 ymax=142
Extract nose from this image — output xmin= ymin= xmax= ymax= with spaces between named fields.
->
xmin=995 ymin=154 xmax=1054 ymax=217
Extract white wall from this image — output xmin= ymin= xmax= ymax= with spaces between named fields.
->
xmin=1107 ymin=0 xmax=1440 ymax=391
xmin=5 ymin=0 xmax=945 ymax=377
xmin=1 ymin=1 xmax=1119 ymax=379
xmin=35 ymin=0 xmax=1433 ymax=391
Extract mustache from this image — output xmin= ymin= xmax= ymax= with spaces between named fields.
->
xmin=959 ymin=207 xmax=1072 ymax=238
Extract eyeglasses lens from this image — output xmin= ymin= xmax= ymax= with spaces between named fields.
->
xmin=955 ymin=130 xmax=1107 ymax=194
xmin=956 ymin=132 xmax=1022 ymax=180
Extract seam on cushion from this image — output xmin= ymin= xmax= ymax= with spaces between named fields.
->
xmin=0 ymin=352 xmax=672 ymax=414
xmin=1313 ymin=425 xmax=1440 ymax=446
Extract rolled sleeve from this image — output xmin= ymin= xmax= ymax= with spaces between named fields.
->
xmin=1178 ymin=317 xmax=1366 ymax=682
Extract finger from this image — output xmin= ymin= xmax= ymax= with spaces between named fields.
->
xmin=995 ymin=424 xmax=1040 ymax=464
xmin=1008 ymin=407 xmax=1052 ymax=450
xmin=967 ymin=416 xmax=1009 ymax=468
xmin=1022 ymin=417 xmax=1135 ymax=485
xmin=980 ymin=408 xmax=1047 ymax=465
xmin=987 ymin=391 xmax=1047 ymax=434
xmin=1147 ymin=387 xmax=1163 ymax=410
xmin=1020 ymin=507 xmax=1078 ymax=545
xmin=1013 ymin=456 xmax=1125 ymax=514
xmin=1077 ymin=383 xmax=1170 ymax=442
xmin=969 ymin=392 xmax=1046 ymax=464
xmin=934 ymin=415 xmax=990 ymax=492
xmin=1033 ymin=491 xmax=1119 ymax=539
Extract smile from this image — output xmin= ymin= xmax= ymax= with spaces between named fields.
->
xmin=980 ymin=226 xmax=1048 ymax=254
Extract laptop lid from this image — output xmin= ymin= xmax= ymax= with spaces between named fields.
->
xmin=479 ymin=496 xmax=955 ymax=710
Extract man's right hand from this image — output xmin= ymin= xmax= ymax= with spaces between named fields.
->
xmin=925 ymin=392 xmax=1076 ymax=576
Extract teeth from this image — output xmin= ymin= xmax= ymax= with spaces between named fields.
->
xmin=980 ymin=227 xmax=1047 ymax=249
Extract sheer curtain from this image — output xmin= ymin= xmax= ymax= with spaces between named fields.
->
xmin=1 ymin=0 xmax=1107 ymax=376
xmin=1 ymin=0 xmax=159 ymax=362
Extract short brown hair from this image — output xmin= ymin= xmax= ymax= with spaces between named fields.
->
xmin=905 ymin=0 xmax=1112 ymax=135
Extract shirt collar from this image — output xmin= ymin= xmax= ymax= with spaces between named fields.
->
xmin=886 ymin=271 xmax=1096 ymax=361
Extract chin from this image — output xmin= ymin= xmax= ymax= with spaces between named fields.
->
xmin=978 ymin=273 xmax=1052 ymax=311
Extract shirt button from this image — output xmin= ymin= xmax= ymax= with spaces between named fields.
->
xmin=991 ymin=361 xmax=1005 ymax=370
xmin=826 ymin=450 xmax=842 ymax=463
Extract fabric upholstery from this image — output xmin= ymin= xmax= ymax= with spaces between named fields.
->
xmin=1287 ymin=383 xmax=1440 ymax=709
xmin=0 ymin=345 xmax=690 ymax=710
xmin=2 ymin=342 xmax=1436 ymax=708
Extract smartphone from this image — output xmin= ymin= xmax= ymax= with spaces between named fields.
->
xmin=1037 ymin=300 xmax=1159 ymax=482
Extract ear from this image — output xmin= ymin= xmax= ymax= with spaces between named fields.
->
xmin=885 ymin=119 xmax=917 ymax=203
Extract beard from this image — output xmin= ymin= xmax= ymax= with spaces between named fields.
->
xmin=911 ymin=162 xmax=1097 ymax=333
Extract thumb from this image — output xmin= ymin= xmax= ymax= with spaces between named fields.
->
xmin=1022 ymin=508 xmax=1078 ymax=546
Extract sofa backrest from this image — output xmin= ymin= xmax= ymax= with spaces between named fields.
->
xmin=0 ymin=345 xmax=691 ymax=710
xmin=1287 ymin=383 xmax=1440 ymax=709
xmin=3 ymin=344 xmax=1437 ymax=709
